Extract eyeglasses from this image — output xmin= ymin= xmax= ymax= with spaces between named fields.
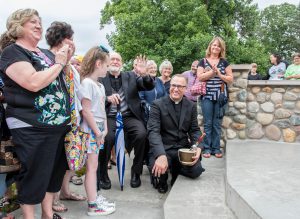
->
xmin=99 ymin=44 xmax=109 ymax=53
xmin=170 ymin=84 xmax=186 ymax=89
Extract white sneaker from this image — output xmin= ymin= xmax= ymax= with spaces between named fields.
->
xmin=96 ymin=194 xmax=116 ymax=208
xmin=87 ymin=201 xmax=116 ymax=216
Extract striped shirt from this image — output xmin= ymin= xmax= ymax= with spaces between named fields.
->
xmin=199 ymin=58 xmax=229 ymax=101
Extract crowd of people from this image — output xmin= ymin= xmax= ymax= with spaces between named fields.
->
xmin=248 ymin=53 xmax=300 ymax=80
xmin=0 ymin=7 xmax=299 ymax=219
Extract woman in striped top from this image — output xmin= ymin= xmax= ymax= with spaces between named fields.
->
xmin=197 ymin=37 xmax=233 ymax=158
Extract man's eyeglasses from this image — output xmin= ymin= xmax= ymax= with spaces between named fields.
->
xmin=99 ymin=44 xmax=109 ymax=53
xmin=170 ymin=84 xmax=186 ymax=89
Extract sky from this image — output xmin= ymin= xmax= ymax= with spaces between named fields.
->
xmin=0 ymin=0 xmax=299 ymax=55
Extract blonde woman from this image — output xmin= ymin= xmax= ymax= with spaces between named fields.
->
xmin=197 ymin=37 xmax=233 ymax=158
xmin=158 ymin=60 xmax=173 ymax=94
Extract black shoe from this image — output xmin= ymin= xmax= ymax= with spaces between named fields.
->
xmin=130 ymin=172 xmax=141 ymax=188
xmin=99 ymin=174 xmax=111 ymax=190
xmin=157 ymin=180 xmax=168 ymax=193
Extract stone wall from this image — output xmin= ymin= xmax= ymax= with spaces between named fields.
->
xmin=198 ymin=64 xmax=300 ymax=146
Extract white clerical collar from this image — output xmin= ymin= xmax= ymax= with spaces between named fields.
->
xmin=170 ymin=96 xmax=183 ymax=104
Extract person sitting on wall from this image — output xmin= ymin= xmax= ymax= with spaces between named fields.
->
xmin=247 ymin=63 xmax=262 ymax=80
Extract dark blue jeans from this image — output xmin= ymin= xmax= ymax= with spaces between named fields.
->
xmin=200 ymin=99 xmax=222 ymax=154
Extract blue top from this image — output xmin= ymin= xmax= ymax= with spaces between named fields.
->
xmin=139 ymin=77 xmax=166 ymax=105
xmin=198 ymin=58 xmax=229 ymax=101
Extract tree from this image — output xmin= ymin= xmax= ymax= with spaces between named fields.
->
xmin=258 ymin=3 xmax=300 ymax=60
xmin=100 ymin=0 xmax=267 ymax=73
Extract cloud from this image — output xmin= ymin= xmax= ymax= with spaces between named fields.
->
xmin=0 ymin=0 xmax=115 ymax=54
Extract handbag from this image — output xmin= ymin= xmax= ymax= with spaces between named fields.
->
xmin=190 ymin=78 xmax=206 ymax=96
xmin=64 ymin=67 xmax=88 ymax=171
xmin=0 ymin=138 xmax=21 ymax=173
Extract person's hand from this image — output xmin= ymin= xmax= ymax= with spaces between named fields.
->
xmin=55 ymin=44 xmax=69 ymax=66
xmin=95 ymin=132 xmax=103 ymax=146
xmin=190 ymin=147 xmax=202 ymax=166
xmin=107 ymin=94 xmax=121 ymax=105
xmin=152 ymin=155 xmax=168 ymax=177
xmin=212 ymin=64 xmax=221 ymax=77
xmin=62 ymin=39 xmax=75 ymax=62
xmin=135 ymin=54 xmax=148 ymax=76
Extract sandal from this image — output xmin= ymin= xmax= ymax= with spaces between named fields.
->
xmin=107 ymin=161 xmax=112 ymax=169
xmin=69 ymin=175 xmax=83 ymax=185
xmin=214 ymin=153 xmax=223 ymax=158
xmin=52 ymin=200 xmax=68 ymax=212
xmin=59 ymin=192 xmax=86 ymax=201
xmin=203 ymin=153 xmax=211 ymax=158
xmin=53 ymin=213 xmax=65 ymax=219
xmin=110 ymin=159 xmax=116 ymax=166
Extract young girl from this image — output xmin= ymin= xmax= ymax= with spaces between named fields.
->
xmin=80 ymin=47 xmax=116 ymax=216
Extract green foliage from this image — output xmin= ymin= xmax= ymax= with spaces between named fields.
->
xmin=258 ymin=3 xmax=300 ymax=61
xmin=99 ymin=0 xmax=297 ymax=75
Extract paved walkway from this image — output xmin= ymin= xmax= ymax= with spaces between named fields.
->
xmin=14 ymin=157 xmax=167 ymax=219
xmin=164 ymin=156 xmax=236 ymax=219
xmin=14 ymin=155 xmax=234 ymax=219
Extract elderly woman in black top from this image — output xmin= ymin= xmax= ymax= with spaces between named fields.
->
xmin=197 ymin=37 xmax=233 ymax=158
xmin=0 ymin=9 xmax=73 ymax=219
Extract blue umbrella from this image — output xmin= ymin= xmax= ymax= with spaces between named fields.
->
xmin=115 ymin=105 xmax=125 ymax=191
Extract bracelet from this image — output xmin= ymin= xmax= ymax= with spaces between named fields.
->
xmin=54 ymin=62 xmax=65 ymax=69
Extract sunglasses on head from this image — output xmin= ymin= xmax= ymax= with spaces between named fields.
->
xmin=99 ymin=44 xmax=109 ymax=53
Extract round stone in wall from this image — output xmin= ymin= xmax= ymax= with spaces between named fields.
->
xmin=234 ymin=102 xmax=246 ymax=109
xmin=290 ymin=115 xmax=300 ymax=126
xmin=283 ymin=92 xmax=298 ymax=101
xmin=226 ymin=107 xmax=239 ymax=116
xmin=275 ymin=108 xmax=292 ymax=119
xmin=222 ymin=116 xmax=232 ymax=128
xmin=251 ymin=87 xmax=261 ymax=94
xmin=296 ymin=101 xmax=300 ymax=110
xmin=270 ymin=92 xmax=283 ymax=104
xmin=238 ymin=131 xmax=246 ymax=139
xmin=233 ymin=115 xmax=247 ymax=124
xmin=274 ymin=119 xmax=291 ymax=129
xmin=231 ymin=122 xmax=246 ymax=130
xmin=237 ymin=90 xmax=247 ymax=102
xmin=265 ymin=124 xmax=281 ymax=141
xmin=262 ymin=87 xmax=272 ymax=93
xmin=283 ymin=101 xmax=295 ymax=109
xmin=247 ymin=102 xmax=259 ymax=113
xmin=247 ymin=122 xmax=264 ymax=139
xmin=234 ymin=79 xmax=248 ymax=89
xmin=274 ymin=88 xmax=286 ymax=93
xmin=257 ymin=92 xmax=267 ymax=103
xmin=261 ymin=102 xmax=275 ymax=113
xmin=256 ymin=113 xmax=274 ymax=125
xmin=283 ymin=128 xmax=296 ymax=142
xmin=227 ymin=129 xmax=237 ymax=139
xmin=247 ymin=93 xmax=255 ymax=101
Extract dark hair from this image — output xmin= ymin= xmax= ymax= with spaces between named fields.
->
xmin=271 ymin=53 xmax=281 ymax=65
xmin=45 ymin=21 xmax=74 ymax=48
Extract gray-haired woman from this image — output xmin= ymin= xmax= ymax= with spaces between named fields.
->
xmin=158 ymin=60 xmax=173 ymax=94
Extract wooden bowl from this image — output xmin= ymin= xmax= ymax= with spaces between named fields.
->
xmin=178 ymin=149 xmax=195 ymax=165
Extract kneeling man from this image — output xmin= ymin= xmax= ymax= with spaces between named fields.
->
xmin=147 ymin=74 xmax=205 ymax=193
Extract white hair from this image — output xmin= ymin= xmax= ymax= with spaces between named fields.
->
xmin=159 ymin=60 xmax=173 ymax=74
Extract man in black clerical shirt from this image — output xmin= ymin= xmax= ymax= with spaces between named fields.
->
xmin=147 ymin=74 xmax=205 ymax=193
xmin=98 ymin=52 xmax=154 ymax=190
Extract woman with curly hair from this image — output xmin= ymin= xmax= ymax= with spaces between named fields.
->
xmin=0 ymin=9 xmax=73 ymax=219
xmin=45 ymin=21 xmax=87 ymax=214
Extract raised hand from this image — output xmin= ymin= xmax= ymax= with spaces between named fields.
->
xmin=135 ymin=54 xmax=148 ymax=76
